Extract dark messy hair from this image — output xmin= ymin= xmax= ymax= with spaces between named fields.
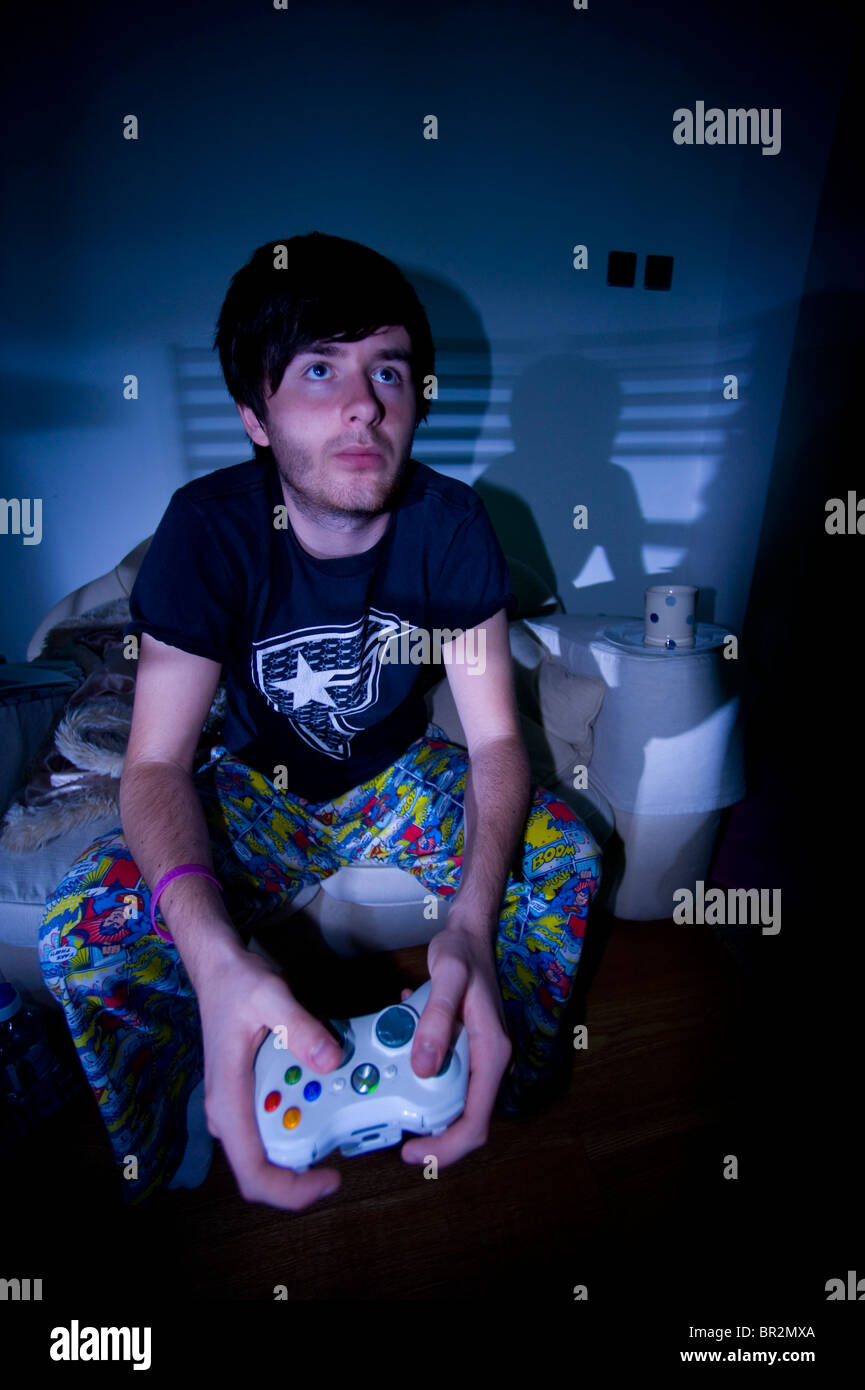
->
xmin=214 ymin=232 xmax=435 ymax=448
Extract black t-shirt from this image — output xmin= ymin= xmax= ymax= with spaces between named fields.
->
xmin=125 ymin=456 xmax=518 ymax=800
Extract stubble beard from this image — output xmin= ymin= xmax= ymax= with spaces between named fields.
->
xmin=272 ymin=432 xmax=413 ymax=530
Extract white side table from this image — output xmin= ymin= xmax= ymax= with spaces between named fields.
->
xmin=524 ymin=614 xmax=746 ymax=920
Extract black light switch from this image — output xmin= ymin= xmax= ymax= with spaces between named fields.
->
xmin=607 ymin=250 xmax=637 ymax=287
xmin=645 ymin=254 xmax=674 ymax=290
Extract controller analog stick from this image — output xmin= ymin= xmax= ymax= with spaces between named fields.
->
xmin=375 ymin=1005 xmax=417 ymax=1049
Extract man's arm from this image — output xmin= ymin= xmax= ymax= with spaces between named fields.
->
xmin=119 ymin=633 xmax=345 ymax=1209
xmin=441 ymin=606 xmax=532 ymax=934
xmin=400 ymin=607 xmax=529 ymax=1166
xmin=119 ymin=633 xmax=243 ymax=984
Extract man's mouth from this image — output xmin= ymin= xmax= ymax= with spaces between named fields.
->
xmin=335 ymin=450 xmax=383 ymax=468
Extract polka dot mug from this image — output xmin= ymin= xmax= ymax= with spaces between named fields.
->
xmin=644 ymin=585 xmax=698 ymax=649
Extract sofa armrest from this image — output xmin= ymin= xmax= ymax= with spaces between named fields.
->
xmin=25 ymin=537 xmax=151 ymax=662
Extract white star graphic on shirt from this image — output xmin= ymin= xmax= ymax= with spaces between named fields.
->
xmin=271 ymin=651 xmax=337 ymax=710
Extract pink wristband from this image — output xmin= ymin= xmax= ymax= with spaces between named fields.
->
xmin=150 ymin=864 xmax=222 ymax=943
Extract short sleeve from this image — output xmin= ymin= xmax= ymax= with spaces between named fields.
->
xmin=124 ymin=489 xmax=240 ymax=663
xmin=429 ymin=496 xmax=519 ymax=631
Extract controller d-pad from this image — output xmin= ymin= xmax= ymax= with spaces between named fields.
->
xmin=375 ymin=1005 xmax=417 ymax=1049
xmin=319 ymin=1018 xmax=353 ymax=1067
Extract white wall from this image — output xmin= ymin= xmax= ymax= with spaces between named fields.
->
xmin=0 ymin=0 xmax=852 ymax=657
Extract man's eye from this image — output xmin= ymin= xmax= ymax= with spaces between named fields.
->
xmin=302 ymin=362 xmax=404 ymax=384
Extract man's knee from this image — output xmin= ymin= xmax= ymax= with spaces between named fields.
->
xmin=523 ymin=796 xmax=602 ymax=882
xmin=39 ymin=831 xmax=144 ymax=972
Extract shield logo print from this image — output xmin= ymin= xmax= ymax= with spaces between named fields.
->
xmin=251 ymin=608 xmax=406 ymax=759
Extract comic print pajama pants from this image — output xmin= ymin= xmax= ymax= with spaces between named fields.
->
xmin=39 ymin=723 xmax=602 ymax=1205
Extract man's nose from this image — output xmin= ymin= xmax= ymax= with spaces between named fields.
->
xmin=343 ymin=373 xmax=385 ymax=423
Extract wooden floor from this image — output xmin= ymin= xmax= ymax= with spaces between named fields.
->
xmin=0 ymin=906 xmax=842 ymax=1308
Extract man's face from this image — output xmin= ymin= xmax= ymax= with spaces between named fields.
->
xmin=237 ymin=325 xmax=417 ymax=521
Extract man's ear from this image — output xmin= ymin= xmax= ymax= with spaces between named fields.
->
xmin=237 ymin=401 xmax=270 ymax=446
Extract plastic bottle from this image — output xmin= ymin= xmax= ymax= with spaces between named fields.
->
xmin=0 ymin=980 xmax=81 ymax=1150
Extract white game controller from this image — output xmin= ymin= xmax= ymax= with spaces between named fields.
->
xmin=253 ymin=980 xmax=470 ymax=1170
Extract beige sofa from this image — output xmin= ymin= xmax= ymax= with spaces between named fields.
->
xmin=0 ymin=541 xmax=614 ymax=1008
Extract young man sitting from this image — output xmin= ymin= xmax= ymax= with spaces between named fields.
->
xmin=39 ymin=232 xmax=602 ymax=1209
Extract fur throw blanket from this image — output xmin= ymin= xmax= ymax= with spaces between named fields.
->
xmin=0 ymin=600 xmax=226 ymax=853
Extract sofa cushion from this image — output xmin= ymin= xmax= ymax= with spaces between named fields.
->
xmin=0 ymin=813 xmax=122 ymax=947
xmin=0 ymin=663 xmax=83 ymax=818
xmin=535 ymin=659 xmax=605 ymax=760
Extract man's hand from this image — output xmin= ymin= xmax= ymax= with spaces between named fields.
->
xmin=400 ymin=919 xmax=511 ymax=1167
xmin=194 ymin=946 xmax=345 ymax=1209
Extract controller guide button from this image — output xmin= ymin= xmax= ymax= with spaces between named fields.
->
xmin=284 ymin=1065 xmax=302 ymax=1085
xmin=303 ymin=1080 xmax=322 ymax=1102
xmin=351 ymin=1063 xmax=380 ymax=1095
xmin=264 ymin=1091 xmax=281 ymax=1113
xmin=282 ymin=1107 xmax=301 ymax=1130
xmin=375 ymin=1005 xmax=417 ymax=1049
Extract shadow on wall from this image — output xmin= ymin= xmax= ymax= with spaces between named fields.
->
xmin=473 ymin=327 xmax=778 ymax=631
xmin=406 ymin=267 xmax=721 ymax=622
xmin=408 ymin=268 xmax=823 ymax=634
xmin=475 ymin=356 xmax=650 ymax=615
